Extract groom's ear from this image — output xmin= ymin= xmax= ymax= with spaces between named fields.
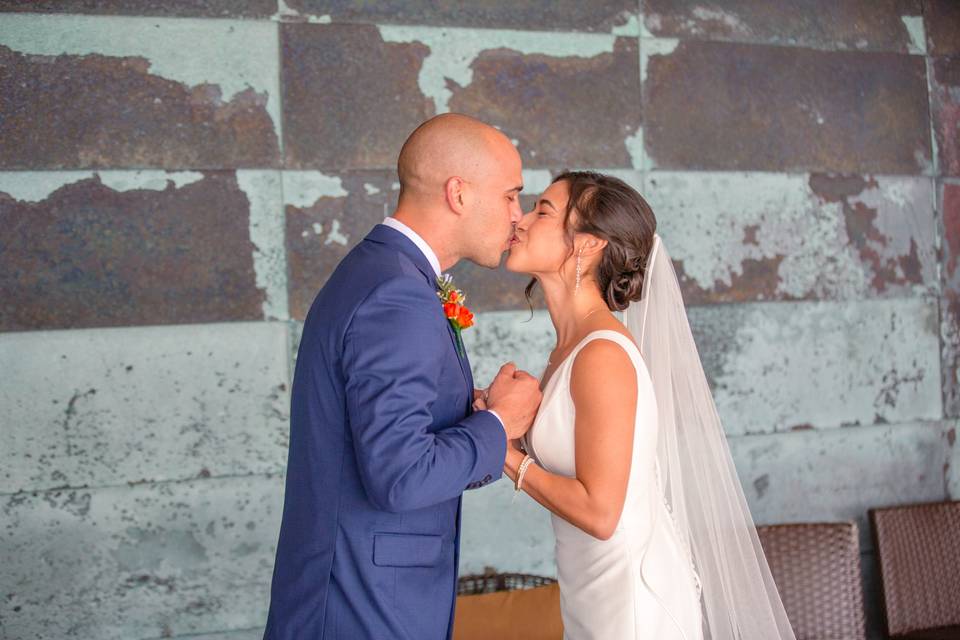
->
xmin=445 ymin=176 xmax=467 ymax=214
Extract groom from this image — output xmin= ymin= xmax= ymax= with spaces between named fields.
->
xmin=264 ymin=113 xmax=543 ymax=639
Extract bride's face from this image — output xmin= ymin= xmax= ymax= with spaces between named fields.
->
xmin=505 ymin=180 xmax=574 ymax=276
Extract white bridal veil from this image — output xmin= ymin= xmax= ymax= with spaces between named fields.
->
xmin=623 ymin=234 xmax=797 ymax=640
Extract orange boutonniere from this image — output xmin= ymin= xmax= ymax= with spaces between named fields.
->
xmin=437 ymin=273 xmax=474 ymax=356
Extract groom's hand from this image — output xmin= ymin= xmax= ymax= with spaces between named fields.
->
xmin=485 ymin=362 xmax=542 ymax=441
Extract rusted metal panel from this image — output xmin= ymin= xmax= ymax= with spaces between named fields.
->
xmin=0 ymin=322 xmax=289 ymax=493
xmin=280 ymin=0 xmax=638 ymax=32
xmin=924 ymin=0 xmax=960 ymax=56
xmin=0 ymin=15 xmax=281 ymax=169
xmin=643 ymin=0 xmax=924 ymax=53
xmin=283 ymin=170 xmax=400 ymax=319
xmin=930 ymin=55 xmax=960 ymax=177
xmin=1 ymin=475 xmax=282 ymax=639
xmin=0 ymin=171 xmax=268 ymax=331
xmin=0 ymin=0 xmax=276 ymax=17
xmin=281 ymin=23 xmax=434 ymax=170
xmin=645 ymin=172 xmax=937 ymax=304
xmin=447 ymin=37 xmax=642 ymax=169
xmin=643 ymin=40 xmax=933 ymax=174
xmin=941 ymin=180 xmax=960 ymax=418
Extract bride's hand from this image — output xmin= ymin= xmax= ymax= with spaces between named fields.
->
xmin=472 ymin=387 xmax=489 ymax=412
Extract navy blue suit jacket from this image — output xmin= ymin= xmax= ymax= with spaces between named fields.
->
xmin=264 ymin=223 xmax=507 ymax=639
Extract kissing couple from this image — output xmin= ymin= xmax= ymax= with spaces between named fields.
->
xmin=263 ymin=114 xmax=797 ymax=640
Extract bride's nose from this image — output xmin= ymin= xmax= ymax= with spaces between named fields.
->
xmin=516 ymin=210 xmax=534 ymax=232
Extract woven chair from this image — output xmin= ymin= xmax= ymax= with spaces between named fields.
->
xmin=756 ymin=522 xmax=866 ymax=640
xmin=870 ymin=500 xmax=960 ymax=640
xmin=454 ymin=570 xmax=562 ymax=640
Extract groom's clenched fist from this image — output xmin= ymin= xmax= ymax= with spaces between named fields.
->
xmin=485 ymin=362 xmax=542 ymax=440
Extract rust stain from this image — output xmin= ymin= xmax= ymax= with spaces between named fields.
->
xmin=285 ymin=172 xmax=396 ymax=319
xmin=0 ymin=172 xmax=265 ymax=331
xmin=809 ymin=173 xmax=924 ymax=292
xmin=673 ymin=255 xmax=788 ymax=305
xmin=281 ymin=24 xmax=434 ymax=170
xmin=931 ymin=57 xmax=960 ymax=177
xmin=0 ymin=1 xmax=276 ymax=17
xmin=281 ymin=0 xmax=637 ymax=31
xmin=0 ymin=46 xmax=279 ymax=169
xmin=448 ymin=38 xmax=642 ymax=168
xmin=644 ymin=0 xmax=923 ymax=53
xmin=644 ymin=40 xmax=931 ymax=173
xmin=924 ymin=0 xmax=960 ymax=57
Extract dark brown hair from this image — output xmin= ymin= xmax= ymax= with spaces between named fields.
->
xmin=524 ymin=171 xmax=657 ymax=312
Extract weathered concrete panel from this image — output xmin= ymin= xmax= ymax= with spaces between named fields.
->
xmin=949 ymin=420 xmax=960 ymax=499
xmin=280 ymin=24 xmax=433 ymax=170
xmin=923 ymin=0 xmax=960 ymax=57
xmin=644 ymin=172 xmax=937 ymax=304
xmin=0 ymin=0 xmax=276 ymax=17
xmin=930 ymin=55 xmax=960 ymax=177
xmin=464 ymin=298 xmax=941 ymax=436
xmin=643 ymin=40 xmax=932 ymax=174
xmin=0 ymin=14 xmax=280 ymax=169
xmin=0 ymin=322 xmax=289 ymax=494
xmin=643 ymin=0 xmax=924 ymax=53
xmin=279 ymin=0 xmax=638 ymax=32
xmin=461 ymin=480 xmax=556 ymax=577
xmin=728 ymin=421 xmax=951 ymax=550
xmin=0 ymin=475 xmax=283 ymax=640
xmin=0 ymin=171 xmax=278 ymax=331
xmin=941 ymin=180 xmax=960 ymax=418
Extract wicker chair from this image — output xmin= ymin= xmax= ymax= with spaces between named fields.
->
xmin=756 ymin=522 xmax=867 ymax=640
xmin=870 ymin=500 xmax=960 ymax=640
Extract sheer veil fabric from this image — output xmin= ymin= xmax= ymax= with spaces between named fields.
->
xmin=624 ymin=234 xmax=797 ymax=640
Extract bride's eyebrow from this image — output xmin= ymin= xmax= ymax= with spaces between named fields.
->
xmin=538 ymin=198 xmax=558 ymax=212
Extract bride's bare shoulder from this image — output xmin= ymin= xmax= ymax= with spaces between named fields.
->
xmin=568 ymin=334 xmax=638 ymax=406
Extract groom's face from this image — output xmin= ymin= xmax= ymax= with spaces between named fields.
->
xmin=462 ymin=140 xmax=524 ymax=268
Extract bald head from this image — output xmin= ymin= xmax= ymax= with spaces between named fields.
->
xmin=397 ymin=113 xmax=517 ymax=203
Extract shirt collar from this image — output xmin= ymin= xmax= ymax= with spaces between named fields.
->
xmin=381 ymin=216 xmax=442 ymax=279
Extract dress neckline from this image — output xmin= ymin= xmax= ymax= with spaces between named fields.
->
xmin=539 ymin=329 xmax=641 ymax=395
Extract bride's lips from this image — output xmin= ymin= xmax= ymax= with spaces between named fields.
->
xmin=509 ymin=234 xmax=521 ymax=247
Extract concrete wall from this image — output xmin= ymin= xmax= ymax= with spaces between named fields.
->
xmin=1 ymin=1 xmax=957 ymax=638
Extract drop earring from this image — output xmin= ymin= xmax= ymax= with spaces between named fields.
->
xmin=575 ymin=246 xmax=584 ymax=294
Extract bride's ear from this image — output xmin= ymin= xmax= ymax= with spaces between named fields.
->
xmin=582 ymin=236 xmax=608 ymax=256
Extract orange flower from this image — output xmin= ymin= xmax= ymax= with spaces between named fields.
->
xmin=457 ymin=306 xmax=474 ymax=329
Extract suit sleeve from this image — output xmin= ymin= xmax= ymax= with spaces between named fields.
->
xmin=342 ymin=276 xmax=507 ymax=513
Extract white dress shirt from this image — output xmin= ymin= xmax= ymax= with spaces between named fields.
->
xmin=380 ymin=217 xmax=506 ymax=433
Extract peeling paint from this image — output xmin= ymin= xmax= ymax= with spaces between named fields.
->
xmin=644 ymin=172 xmax=937 ymax=303
xmin=236 ymin=171 xmax=288 ymax=321
xmin=282 ymin=171 xmax=348 ymax=207
xmin=0 ymin=14 xmax=282 ymax=135
xmin=900 ymin=15 xmax=927 ymax=54
xmin=639 ymin=37 xmax=679 ymax=85
xmin=378 ymin=25 xmax=621 ymax=113
xmin=0 ymin=170 xmax=203 ymax=201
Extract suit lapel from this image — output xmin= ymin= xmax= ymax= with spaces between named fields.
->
xmin=364 ymin=224 xmax=472 ymax=397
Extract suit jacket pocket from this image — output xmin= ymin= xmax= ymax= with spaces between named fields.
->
xmin=373 ymin=533 xmax=443 ymax=567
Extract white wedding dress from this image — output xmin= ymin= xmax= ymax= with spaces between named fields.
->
xmin=525 ymin=329 xmax=704 ymax=640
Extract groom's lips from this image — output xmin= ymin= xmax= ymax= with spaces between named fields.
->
xmin=509 ymin=235 xmax=520 ymax=246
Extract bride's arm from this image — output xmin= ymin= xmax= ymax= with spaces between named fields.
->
xmin=504 ymin=340 xmax=637 ymax=541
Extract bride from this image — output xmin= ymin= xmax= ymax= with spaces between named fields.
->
xmin=474 ymin=172 xmax=797 ymax=640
